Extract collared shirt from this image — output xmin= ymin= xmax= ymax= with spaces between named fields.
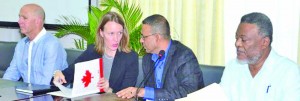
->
xmin=220 ymin=49 xmax=300 ymax=101
xmin=144 ymin=40 xmax=172 ymax=100
xmin=3 ymin=29 xmax=68 ymax=85
xmin=27 ymin=28 xmax=47 ymax=83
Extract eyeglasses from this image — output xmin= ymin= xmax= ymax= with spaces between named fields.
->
xmin=140 ymin=34 xmax=156 ymax=39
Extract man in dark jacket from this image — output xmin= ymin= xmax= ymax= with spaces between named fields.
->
xmin=117 ymin=14 xmax=204 ymax=101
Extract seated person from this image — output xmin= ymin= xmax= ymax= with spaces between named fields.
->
xmin=3 ymin=4 xmax=67 ymax=85
xmin=116 ymin=14 xmax=204 ymax=100
xmin=53 ymin=12 xmax=139 ymax=93
xmin=220 ymin=12 xmax=300 ymax=101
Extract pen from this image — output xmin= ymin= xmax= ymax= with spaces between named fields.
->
xmin=266 ymin=85 xmax=271 ymax=93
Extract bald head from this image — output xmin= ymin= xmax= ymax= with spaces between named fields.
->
xmin=18 ymin=4 xmax=45 ymax=40
xmin=22 ymin=4 xmax=45 ymax=22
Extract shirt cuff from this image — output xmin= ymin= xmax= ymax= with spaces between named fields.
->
xmin=144 ymin=86 xmax=154 ymax=100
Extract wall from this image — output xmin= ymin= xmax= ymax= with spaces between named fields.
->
xmin=0 ymin=0 xmax=89 ymax=24
xmin=0 ymin=0 xmax=100 ymax=49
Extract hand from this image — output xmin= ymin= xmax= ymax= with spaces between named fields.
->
xmin=116 ymin=87 xmax=144 ymax=99
xmin=97 ymin=77 xmax=112 ymax=93
xmin=53 ymin=70 xmax=67 ymax=84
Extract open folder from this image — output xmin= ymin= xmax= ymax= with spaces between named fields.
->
xmin=48 ymin=58 xmax=103 ymax=98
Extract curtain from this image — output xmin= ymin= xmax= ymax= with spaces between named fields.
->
xmin=298 ymin=19 xmax=300 ymax=64
xmin=129 ymin=0 xmax=224 ymax=66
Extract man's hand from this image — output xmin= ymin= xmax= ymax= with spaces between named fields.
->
xmin=116 ymin=87 xmax=145 ymax=99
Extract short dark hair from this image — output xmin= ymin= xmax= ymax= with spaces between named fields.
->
xmin=240 ymin=12 xmax=273 ymax=45
xmin=142 ymin=14 xmax=171 ymax=39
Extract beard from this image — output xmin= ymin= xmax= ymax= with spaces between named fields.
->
xmin=237 ymin=52 xmax=262 ymax=65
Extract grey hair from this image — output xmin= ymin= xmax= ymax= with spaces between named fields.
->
xmin=240 ymin=12 xmax=273 ymax=45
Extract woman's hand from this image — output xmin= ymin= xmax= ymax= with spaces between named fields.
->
xmin=97 ymin=77 xmax=112 ymax=93
xmin=53 ymin=70 xmax=67 ymax=84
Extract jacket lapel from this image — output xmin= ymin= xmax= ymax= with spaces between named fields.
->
xmin=161 ymin=40 xmax=176 ymax=88
xmin=108 ymin=51 xmax=122 ymax=87
xmin=144 ymin=54 xmax=156 ymax=87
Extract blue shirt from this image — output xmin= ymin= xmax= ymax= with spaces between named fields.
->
xmin=3 ymin=31 xmax=68 ymax=85
xmin=144 ymin=40 xmax=172 ymax=100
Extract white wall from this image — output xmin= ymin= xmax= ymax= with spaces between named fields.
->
xmin=0 ymin=0 xmax=100 ymax=49
xmin=0 ymin=0 xmax=89 ymax=24
xmin=224 ymin=0 xmax=300 ymax=64
xmin=0 ymin=28 xmax=21 ymax=42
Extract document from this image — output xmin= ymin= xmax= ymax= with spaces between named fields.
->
xmin=48 ymin=81 xmax=75 ymax=98
xmin=176 ymin=83 xmax=229 ymax=101
xmin=48 ymin=58 xmax=102 ymax=98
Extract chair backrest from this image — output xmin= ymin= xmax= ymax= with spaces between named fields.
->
xmin=135 ymin=61 xmax=225 ymax=87
xmin=135 ymin=58 xmax=143 ymax=87
xmin=200 ymin=64 xmax=225 ymax=86
xmin=0 ymin=41 xmax=17 ymax=77
xmin=65 ymin=48 xmax=83 ymax=65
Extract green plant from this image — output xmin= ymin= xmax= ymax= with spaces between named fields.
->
xmin=55 ymin=6 xmax=111 ymax=48
xmin=55 ymin=0 xmax=145 ymax=56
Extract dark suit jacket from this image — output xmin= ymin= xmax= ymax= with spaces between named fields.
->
xmin=62 ymin=45 xmax=138 ymax=93
xmin=143 ymin=40 xmax=204 ymax=100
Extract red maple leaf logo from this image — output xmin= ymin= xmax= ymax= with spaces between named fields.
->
xmin=81 ymin=70 xmax=93 ymax=87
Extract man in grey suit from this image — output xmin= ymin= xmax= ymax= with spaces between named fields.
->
xmin=117 ymin=14 xmax=204 ymax=100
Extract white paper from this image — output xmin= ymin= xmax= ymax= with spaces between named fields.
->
xmin=54 ymin=81 xmax=72 ymax=94
xmin=176 ymin=83 xmax=229 ymax=101
xmin=48 ymin=58 xmax=101 ymax=98
xmin=47 ymin=91 xmax=72 ymax=98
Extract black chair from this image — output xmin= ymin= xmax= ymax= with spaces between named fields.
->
xmin=0 ymin=41 xmax=17 ymax=78
xmin=200 ymin=64 xmax=225 ymax=86
xmin=135 ymin=62 xmax=225 ymax=87
xmin=65 ymin=48 xmax=83 ymax=65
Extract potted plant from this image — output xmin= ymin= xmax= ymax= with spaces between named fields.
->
xmin=55 ymin=0 xmax=145 ymax=56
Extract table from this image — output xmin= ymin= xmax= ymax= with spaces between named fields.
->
xmin=0 ymin=78 xmax=27 ymax=88
xmin=31 ymin=93 xmax=134 ymax=101
xmin=0 ymin=79 xmax=134 ymax=101
xmin=0 ymin=78 xmax=30 ymax=100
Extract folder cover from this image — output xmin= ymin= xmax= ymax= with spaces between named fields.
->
xmin=16 ymin=84 xmax=59 ymax=95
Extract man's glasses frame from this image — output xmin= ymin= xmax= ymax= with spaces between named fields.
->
xmin=140 ymin=33 xmax=157 ymax=39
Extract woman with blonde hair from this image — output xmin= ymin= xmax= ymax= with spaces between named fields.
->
xmin=53 ymin=12 xmax=138 ymax=93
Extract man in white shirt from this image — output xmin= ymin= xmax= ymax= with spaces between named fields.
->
xmin=220 ymin=12 xmax=300 ymax=101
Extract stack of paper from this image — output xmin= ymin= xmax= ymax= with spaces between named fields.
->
xmin=176 ymin=83 xmax=229 ymax=101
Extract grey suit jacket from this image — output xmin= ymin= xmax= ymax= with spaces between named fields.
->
xmin=142 ymin=40 xmax=204 ymax=100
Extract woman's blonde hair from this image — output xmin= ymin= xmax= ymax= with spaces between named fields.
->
xmin=94 ymin=12 xmax=130 ymax=55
